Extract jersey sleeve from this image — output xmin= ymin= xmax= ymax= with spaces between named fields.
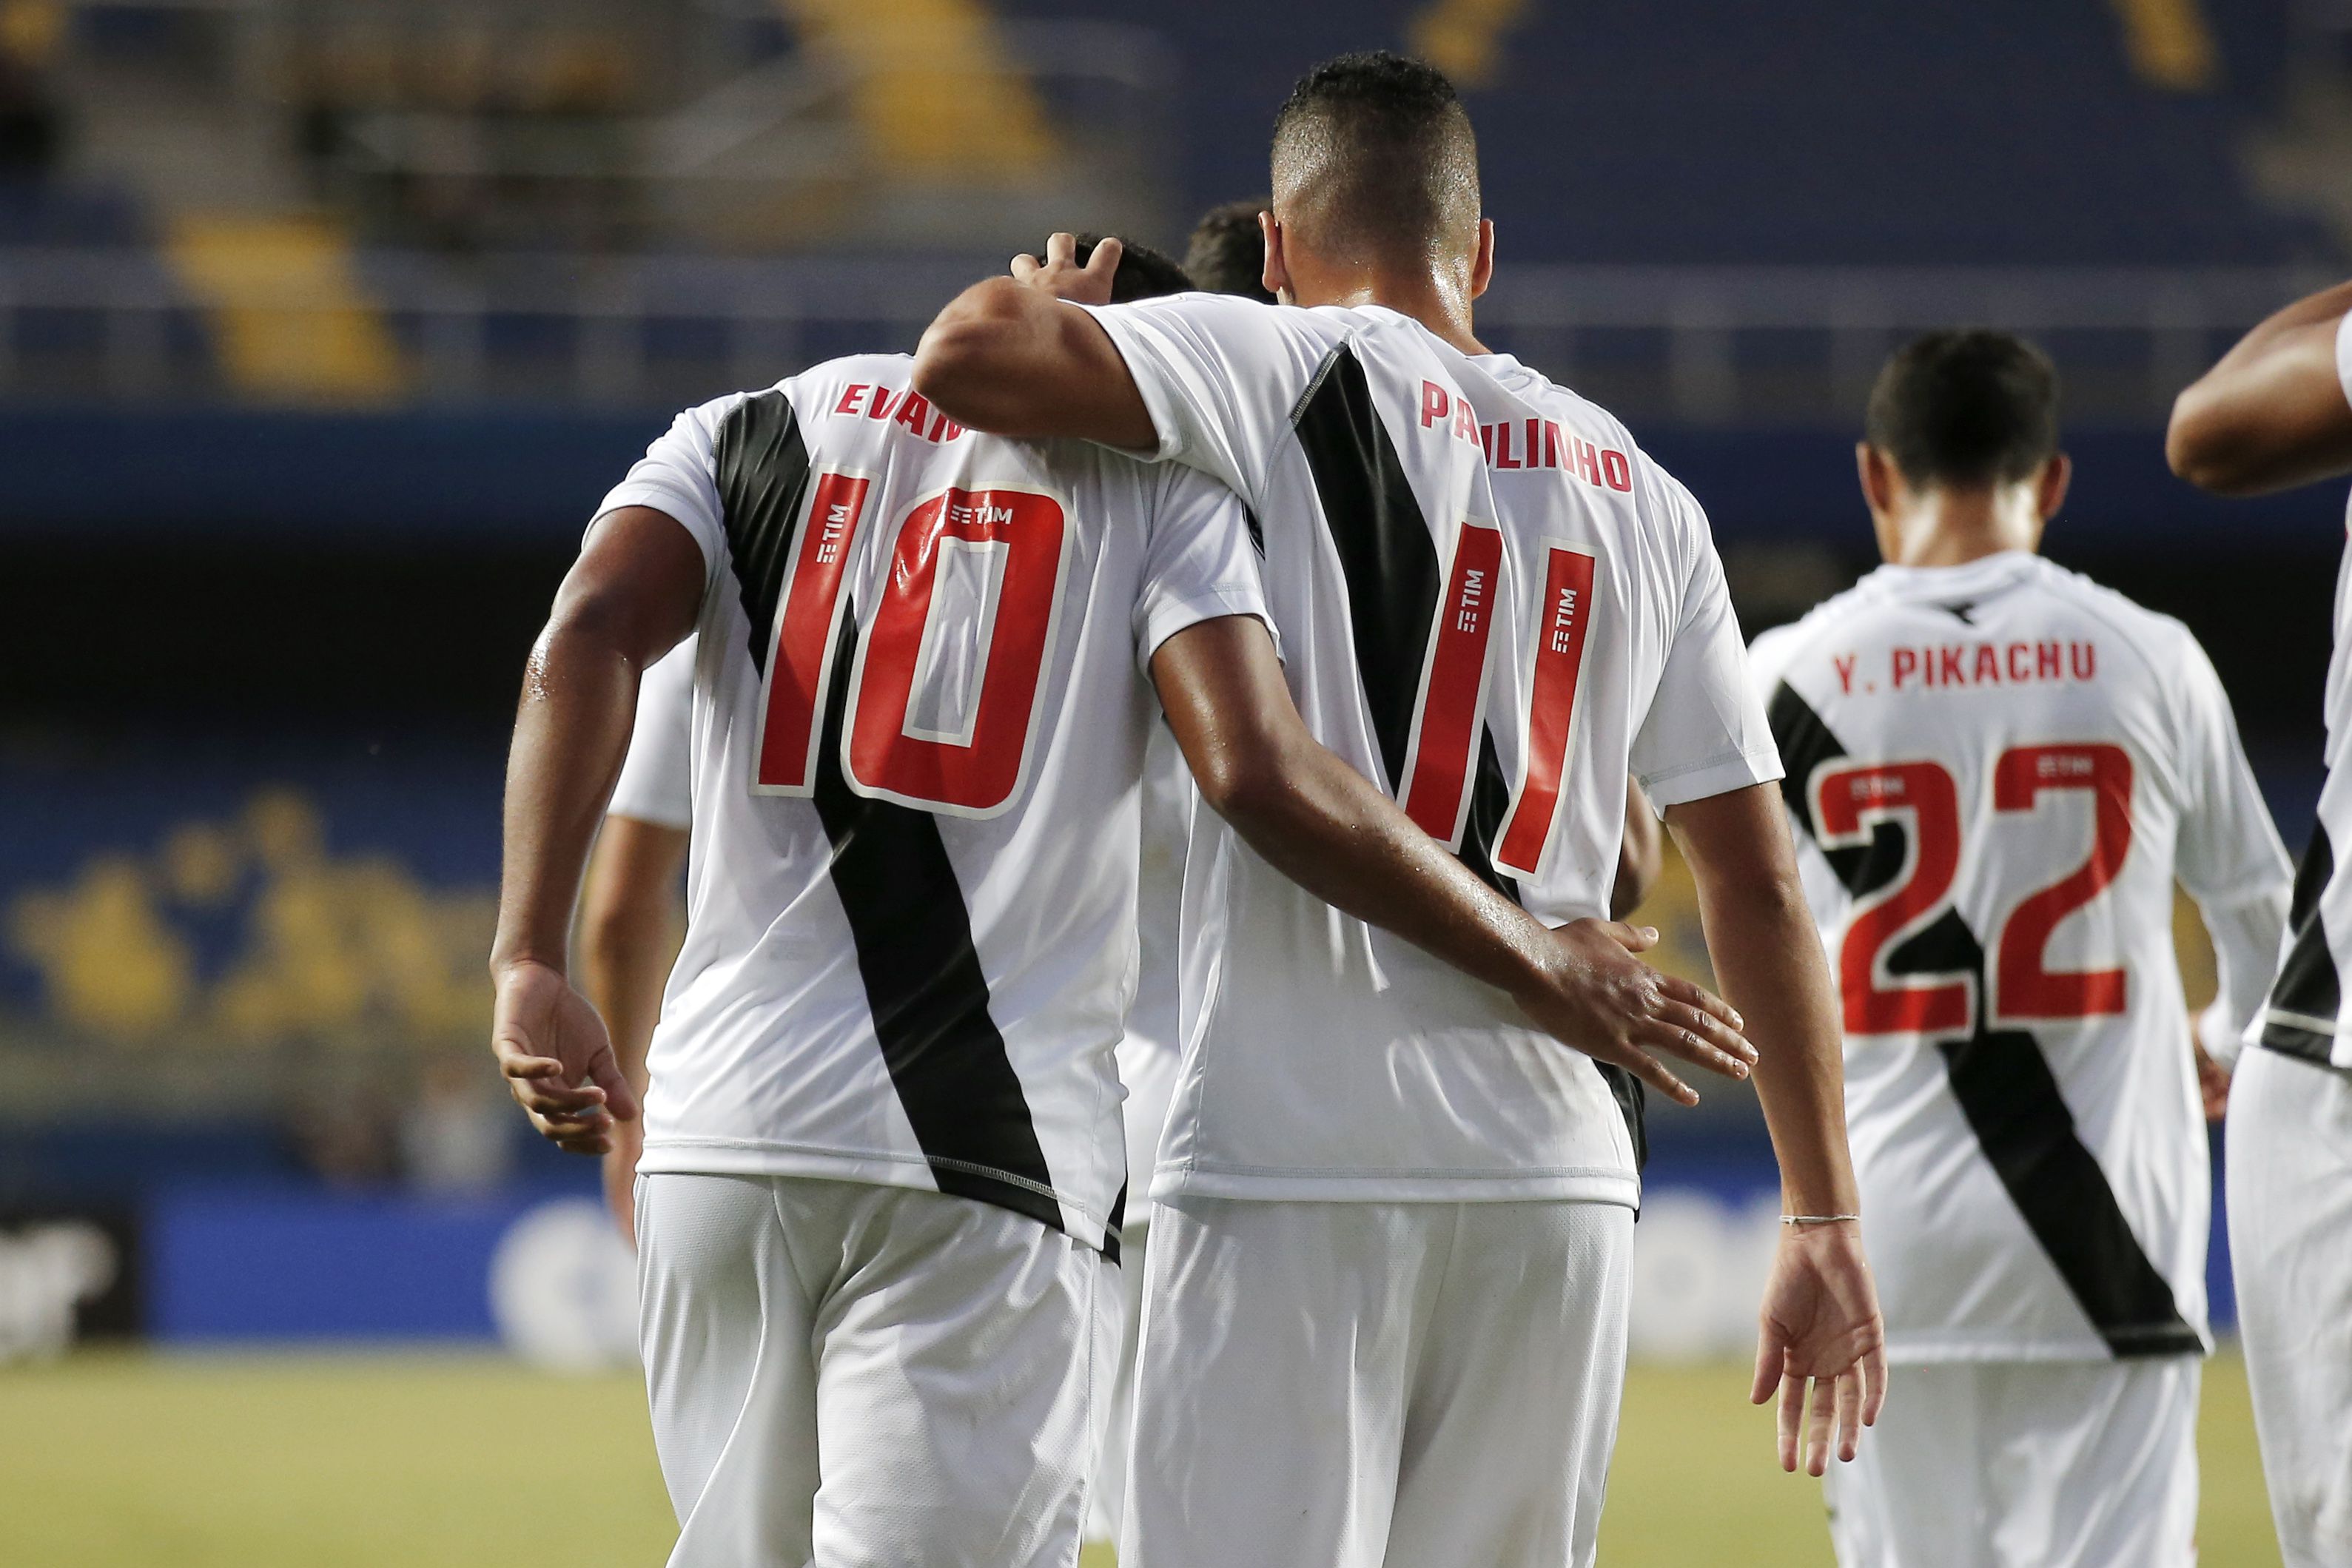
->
xmin=1074 ymin=294 xmax=1318 ymax=502
xmin=2173 ymin=631 xmax=2291 ymax=908
xmin=592 ymin=394 xmax=743 ymax=588
xmin=1630 ymin=474 xmax=1784 ymax=807
xmin=2169 ymin=630 xmax=2291 ymax=1060
xmin=1743 ymin=622 xmax=1805 ymax=707
xmin=607 ymin=636 xmax=696 ymax=830
xmin=1130 ymin=465 xmax=1275 ymax=676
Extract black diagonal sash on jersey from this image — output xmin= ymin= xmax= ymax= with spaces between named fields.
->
xmin=715 ymin=397 xmax=1075 ymax=1248
xmin=2257 ymin=824 xmax=2342 ymax=1064
xmin=1769 ymin=682 xmax=2200 ymax=1356
xmin=1291 ymin=346 xmax=1646 ymax=1169
xmin=715 ymin=388 xmax=813 ymax=670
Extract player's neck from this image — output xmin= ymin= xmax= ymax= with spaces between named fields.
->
xmin=1287 ymin=267 xmax=1489 ymax=356
xmin=1881 ymin=491 xmax=2041 ymax=569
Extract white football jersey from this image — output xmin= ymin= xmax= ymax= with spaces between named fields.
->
xmin=2248 ymin=310 xmax=2352 ymax=1072
xmin=1750 ymin=551 xmax=2291 ymax=1360
xmin=607 ymin=636 xmax=695 ymax=830
xmin=594 ymin=354 xmax=1270 ymax=1253
xmin=1081 ymin=298 xmax=1778 ymax=1205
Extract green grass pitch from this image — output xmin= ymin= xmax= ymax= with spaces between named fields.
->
xmin=0 ymin=1350 xmax=2279 ymax=1565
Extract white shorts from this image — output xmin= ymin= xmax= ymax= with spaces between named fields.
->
xmin=636 ymin=1173 xmax=1115 ymax=1568
xmin=1087 ymin=1041 xmax=1179 ymax=1547
xmin=2226 ymin=1046 xmax=2352 ymax=1567
xmin=1120 ymin=1196 xmax=1633 ymax=1568
xmin=1821 ymin=1358 xmax=2200 ymax=1568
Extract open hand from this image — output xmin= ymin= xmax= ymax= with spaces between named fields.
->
xmin=1751 ymin=1221 xmax=1888 ymax=1476
xmin=1009 ymin=232 xmax=1123 ymax=306
xmin=490 ymin=958 xmax=640 ymax=1154
xmin=1513 ymin=919 xmax=1757 ymax=1106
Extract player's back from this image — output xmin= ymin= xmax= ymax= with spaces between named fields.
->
xmin=1081 ymin=299 xmax=1777 ymax=1207
xmin=1752 ymin=551 xmax=2265 ymax=1358
xmin=600 ymin=352 xmax=1263 ymax=1253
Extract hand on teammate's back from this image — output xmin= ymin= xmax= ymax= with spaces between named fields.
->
xmin=1752 ymin=1219 xmax=1888 ymax=1476
xmin=489 ymin=958 xmax=640 ymax=1155
xmin=1511 ymin=920 xmax=1756 ymax=1107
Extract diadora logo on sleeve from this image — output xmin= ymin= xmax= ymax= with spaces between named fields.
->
xmin=1417 ymin=382 xmax=1631 ymax=491
xmin=832 ymin=383 xmax=966 ymax=445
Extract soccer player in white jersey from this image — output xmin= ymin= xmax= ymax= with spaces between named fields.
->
xmin=577 ymin=635 xmax=694 ymax=1239
xmin=1753 ymin=331 xmax=2291 ymax=1566
xmin=915 ymin=53 xmax=1886 ymax=1567
xmin=490 ymin=238 xmax=1754 ymax=1568
xmin=2171 ymin=279 xmax=2352 ymax=1568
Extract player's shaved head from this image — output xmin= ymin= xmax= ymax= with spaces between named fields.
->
xmin=1069 ymin=234 xmax=1194 ymax=303
xmin=1185 ymin=200 xmax=1277 ymax=302
xmin=1867 ymin=330 xmax=2060 ymax=491
xmin=1271 ymin=53 xmax=1480 ymax=272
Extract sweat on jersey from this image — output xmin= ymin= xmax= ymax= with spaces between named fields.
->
xmin=592 ymin=354 xmax=1271 ymax=1254
xmin=2248 ymin=310 xmax=2352 ymax=1074
xmin=1750 ymin=551 xmax=2290 ymax=1361
xmin=1077 ymin=294 xmax=1780 ymax=1208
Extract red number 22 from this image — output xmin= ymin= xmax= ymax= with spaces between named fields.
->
xmin=1813 ymin=743 xmax=2134 ymax=1036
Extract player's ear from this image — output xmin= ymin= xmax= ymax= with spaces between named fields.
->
xmin=1469 ymin=219 xmax=1495 ymax=302
xmin=1855 ymin=443 xmax=1896 ymax=517
xmin=1260 ymin=210 xmax=1290 ymax=303
xmin=2035 ymin=451 xmax=2073 ymax=522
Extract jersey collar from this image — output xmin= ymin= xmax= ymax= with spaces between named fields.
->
xmin=1861 ymin=550 xmax=2043 ymax=603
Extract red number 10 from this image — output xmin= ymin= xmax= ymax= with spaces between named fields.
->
xmin=753 ymin=476 xmax=1069 ymax=817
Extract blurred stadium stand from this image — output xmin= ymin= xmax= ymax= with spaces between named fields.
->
xmin=1 ymin=0 xmax=2345 ymax=1349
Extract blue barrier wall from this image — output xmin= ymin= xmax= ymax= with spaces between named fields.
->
xmin=1 ymin=410 xmax=2342 ymax=549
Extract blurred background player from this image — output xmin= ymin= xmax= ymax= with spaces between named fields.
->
xmin=1751 ymin=331 xmax=2291 ymax=1567
xmin=1181 ymin=198 xmax=1279 ymax=303
xmin=577 ymin=635 xmax=693 ymax=1240
xmin=917 ymin=53 xmax=1878 ymax=1568
xmin=2170 ymin=280 xmax=2352 ymax=1568
xmin=496 ymin=233 xmax=1739 ymax=1567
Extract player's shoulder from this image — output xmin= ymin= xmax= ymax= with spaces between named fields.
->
xmin=773 ymin=351 xmax=916 ymax=415
xmin=2022 ymin=557 xmax=2206 ymax=677
xmin=1747 ymin=579 xmax=1881 ymax=689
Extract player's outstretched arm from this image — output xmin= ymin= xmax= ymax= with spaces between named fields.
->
xmin=1664 ymin=781 xmax=1887 ymax=1476
xmin=912 ymin=233 xmax=1159 ymax=449
xmin=1151 ymin=614 xmax=1757 ymax=1106
xmin=2168 ymin=278 xmax=2352 ymax=495
xmin=489 ymin=506 xmax=702 ymax=1156
xmin=577 ymin=814 xmax=689 ymax=1233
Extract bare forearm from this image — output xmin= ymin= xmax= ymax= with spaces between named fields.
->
xmin=1697 ymin=875 xmax=1858 ymax=1214
xmin=2168 ymin=280 xmax=2352 ymax=495
xmin=577 ymin=818 xmax=690 ymax=1088
xmin=492 ymin=621 xmax=644 ymax=975
xmin=580 ymin=921 xmax=669 ymax=1088
xmin=1668 ymin=785 xmax=1858 ymax=1214
xmin=1214 ymin=737 xmax=1558 ymax=998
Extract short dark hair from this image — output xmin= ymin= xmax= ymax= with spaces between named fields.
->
xmin=1069 ymin=234 xmax=1194 ymax=303
xmin=1864 ymin=330 xmax=2061 ymax=490
xmin=1184 ymin=200 xmax=1277 ymax=302
xmin=1270 ymin=52 xmax=1479 ymax=269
